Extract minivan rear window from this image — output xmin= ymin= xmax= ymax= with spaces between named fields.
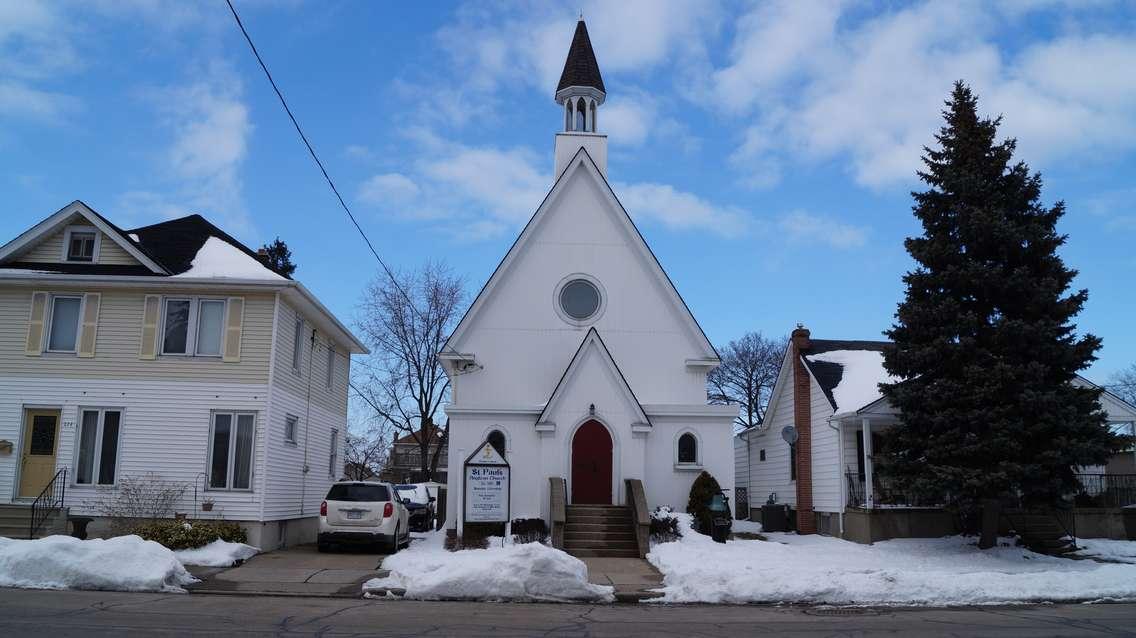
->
xmin=326 ymin=484 xmax=389 ymax=502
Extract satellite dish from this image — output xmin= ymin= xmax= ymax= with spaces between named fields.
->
xmin=781 ymin=426 xmax=798 ymax=445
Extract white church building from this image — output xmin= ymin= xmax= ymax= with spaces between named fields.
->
xmin=441 ymin=19 xmax=736 ymax=546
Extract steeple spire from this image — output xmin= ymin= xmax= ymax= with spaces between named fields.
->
xmin=552 ymin=18 xmax=608 ymax=179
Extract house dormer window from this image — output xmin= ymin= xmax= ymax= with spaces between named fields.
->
xmin=64 ymin=227 xmax=98 ymax=262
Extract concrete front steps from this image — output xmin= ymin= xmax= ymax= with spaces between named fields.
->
xmin=564 ymin=504 xmax=640 ymax=558
xmin=0 ymin=504 xmax=68 ymax=539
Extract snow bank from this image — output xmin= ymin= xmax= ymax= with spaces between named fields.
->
xmin=1075 ymin=539 xmax=1136 ymax=564
xmin=805 ymin=349 xmax=899 ymax=412
xmin=647 ymin=514 xmax=1136 ymax=605
xmin=173 ymin=236 xmax=285 ymax=280
xmin=174 ymin=540 xmax=259 ymax=567
xmin=0 ymin=535 xmax=196 ymax=592
xmin=363 ymin=532 xmax=613 ymax=603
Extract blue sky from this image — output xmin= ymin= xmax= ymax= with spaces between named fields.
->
xmin=2 ymin=1 xmax=1135 ymax=381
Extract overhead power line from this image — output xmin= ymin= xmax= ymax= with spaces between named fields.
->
xmin=223 ymin=0 xmax=433 ymax=337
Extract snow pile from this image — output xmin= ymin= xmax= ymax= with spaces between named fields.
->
xmin=363 ymin=532 xmax=613 ymax=603
xmin=805 ymin=349 xmax=900 ymax=412
xmin=174 ymin=539 xmax=259 ymax=567
xmin=647 ymin=514 xmax=1136 ymax=605
xmin=174 ymin=236 xmax=285 ymax=280
xmin=0 ymin=535 xmax=196 ymax=592
xmin=1075 ymin=539 xmax=1136 ymax=564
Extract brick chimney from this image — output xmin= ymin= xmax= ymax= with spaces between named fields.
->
xmin=790 ymin=324 xmax=816 ymax=534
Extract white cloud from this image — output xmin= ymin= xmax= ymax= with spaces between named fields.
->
xmin=119 ymin=63 xmax=254 ymax=236
xmin=777 ymin=210 xmax=868 ymax=249
xmin=717 ymin=2 xmax=1136 ymax=188
xmin=615 ymin=182 xmax=748 ymax=236
xmin=0 ymin=82 xmax=79 ymax=123
xmin=421 ymin=145 xmax=550 ymax=223
xmin=359 ymin=173 xmax=421 ymax=205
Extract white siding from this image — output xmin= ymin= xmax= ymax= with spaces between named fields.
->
xmin=0 ymin=376 xmax=268 ymax=519
xmin=746 ymin=374 xmax=797 ymax=507
xmin=16 ymin=216 xmax=139 ymax=267
xmin=810 ymin=379 xmax=840 ymax=513
xmin=734 ymin=434 xmax=748 ymax=500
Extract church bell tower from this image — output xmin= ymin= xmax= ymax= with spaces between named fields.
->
xmin=554 ymin=17 xmax=607 ymax=180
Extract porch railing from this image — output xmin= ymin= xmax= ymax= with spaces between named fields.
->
xmin=845 ymin=470 xmax=944 ymax=508
xmin=1073 ymin=473 xmax=1136 ymax=508
xmin=29 ymin=467 xmax=67 ymax=538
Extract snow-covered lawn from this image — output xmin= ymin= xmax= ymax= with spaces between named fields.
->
xmin=1074 ymin=539 xmax=1136 ymax=564
xmin=647 ymin=514 xmax=1136 ymax=605
xmin=363 ymin=531 xmax=613 ymax=603
xmin=0 ymin=535 xmax=196 ymax=592
xmin=174 ymin=539 xmax=259 ymax=567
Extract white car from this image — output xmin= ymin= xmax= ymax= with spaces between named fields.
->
xmin=318 ymin=481 xmax=410 ymax=553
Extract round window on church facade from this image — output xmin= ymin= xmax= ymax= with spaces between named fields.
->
xmin=557 ymin=277 xmax=603 ymax=323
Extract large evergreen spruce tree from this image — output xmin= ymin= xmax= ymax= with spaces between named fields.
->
xmin=879 ymin=82 xmax=1116 ymax=548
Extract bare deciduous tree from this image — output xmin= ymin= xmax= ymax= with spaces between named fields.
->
xmin=1109 ymin=364 xmax=1136 ymax=407
xmin=344 ymin=407 xmax=391 ymax=480
xmin=707 ymin=332 xmax=788 ymax=432
xmin=353 ymin=262 xmax=463 ymax=482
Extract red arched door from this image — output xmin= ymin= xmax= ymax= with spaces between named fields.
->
xmin=571 ymin=420 xmax=612 ymax=504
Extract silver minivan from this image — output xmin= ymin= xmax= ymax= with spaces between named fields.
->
xmin=318 ymin=481 xmax=410 ymax=553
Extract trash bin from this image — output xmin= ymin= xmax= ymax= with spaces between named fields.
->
xmin=761 ymin=504 xmax=788 ymax=532
xmin=707 ymin=492 xmax=733 ymax=543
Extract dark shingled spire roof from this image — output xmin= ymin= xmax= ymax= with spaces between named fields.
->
xmin=557 ymin=19 xmax=605 ymax=93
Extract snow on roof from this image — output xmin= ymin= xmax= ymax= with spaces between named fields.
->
xmin=804 ymin=349 xmax=899 ymax=413
xmin=128 ymin=233 xmax=140 ymax=242
xmin=172 ymin=236 xmax=285 ymax=280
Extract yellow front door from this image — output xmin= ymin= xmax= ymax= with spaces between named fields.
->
xmin=18 ymin=409 xmax=61 ymax=498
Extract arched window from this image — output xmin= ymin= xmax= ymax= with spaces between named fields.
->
xmin=565 ymin=102 xmax=572 ymax=131
xmin=488 ymin=429 xmax=506 ymax=458
xmin=575 ymin=98 xmax=586 ymax=131
xmin=589 ymin=100 xmax=597 ymax=132
xmin=677 ymin=433 xmax=697 ymax=464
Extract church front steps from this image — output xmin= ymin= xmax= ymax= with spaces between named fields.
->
xmin=564 ymin=504 xmax=641 ymax=558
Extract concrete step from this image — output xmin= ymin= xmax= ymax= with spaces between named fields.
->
xmin=564 ymin=539 xmax=639 ymax=550
xmin=565 ymin=548 xmax=641 ymax=558
xmin=565 ymin=529 xmax=640 ymax=538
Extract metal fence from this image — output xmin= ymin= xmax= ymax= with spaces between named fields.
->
xmin=1074 ymin=473 xmax=1136 ymax=508
xmin=845 ymin=471 xmax=945 ymax=508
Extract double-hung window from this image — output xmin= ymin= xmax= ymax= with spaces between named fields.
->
xmin=76 ymin=409 xmax=122 ymax=485
xmin=292 ymin=317 xmax=304 ymax=373
xmin=161 ymin=297 xmax=226 ymax=356
xmin=208 ymin=411 xmax=255 ymax=490
xmin=65 ymin=228 xmax=97 ymax=262
xmin=284 ymin=414 xmax=298 ymax=444
xmin=46 ymin=294 xmax=83 ymax=352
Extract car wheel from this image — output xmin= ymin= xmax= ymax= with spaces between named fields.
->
xmin=388 ymin=524 xmax=400 ymax=555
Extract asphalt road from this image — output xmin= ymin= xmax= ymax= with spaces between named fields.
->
xmin=1 ymin=589 xmax=1135 ymax=637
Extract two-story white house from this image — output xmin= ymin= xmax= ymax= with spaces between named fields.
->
xmin=0 ymin=201 xmax=367 ymax=547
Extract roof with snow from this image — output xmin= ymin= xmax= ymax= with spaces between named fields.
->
xmin=557 ymin=19 xmax=605 ymax=94
xmin=801 ymin=339 xmax=898 ymax=413
xmin=129 ymin=214 xmax=288 ymax=280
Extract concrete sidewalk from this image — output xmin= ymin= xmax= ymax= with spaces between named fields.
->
xmin=581 ymin=557 xmax=664 ymax=602
xmin=187 ymin=544 xmax=388 ymax=597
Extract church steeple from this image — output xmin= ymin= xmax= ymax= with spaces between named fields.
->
xmin=553 ymin=17 xmax=608 ymax=179
xmin=555 ymin=18 xmax=605 ymax=133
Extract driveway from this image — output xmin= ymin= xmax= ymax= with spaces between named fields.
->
xmin=187 ymin=544 xmax=389 ymax=597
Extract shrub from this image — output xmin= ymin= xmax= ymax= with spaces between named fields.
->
xmin=686 ymin=471 xmax=722 ymax=535
xmin=93 ymin=472 xmax=188 ymax=533
xmin=131 ymin=519 xmax=247 ymax=550
xmin=511 ymin=518 xmax=548 ymax=544
xmin=649 ymin=507 xmax=681 ymax=543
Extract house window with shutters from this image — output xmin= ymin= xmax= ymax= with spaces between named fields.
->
xmin=46 ymin=294 xmax=83 ymax=353
xmin=159 ymin=297 xmax=229 ymax=357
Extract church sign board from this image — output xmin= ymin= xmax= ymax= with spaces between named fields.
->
xmin=463 ymin=440 xmax=510 ymax=523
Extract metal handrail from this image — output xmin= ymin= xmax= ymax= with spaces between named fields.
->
xmin=29 ymin=467 xmax=67 ymax=539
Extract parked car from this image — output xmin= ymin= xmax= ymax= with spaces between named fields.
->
xmin=395 ymin=483 xmax=436 ymax=532
xmin=318 ymin=481 xmax=409 ymax=553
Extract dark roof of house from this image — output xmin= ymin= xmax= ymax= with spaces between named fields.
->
xmin=393 ymin=429 xmax=444 ymax=446
xmin=799 ymin=339 xmax=891 ymax=411
xmin=127 ymin=214 xmax=290 ymax=279
xmin=557 ymin=19 xmax=605 ymax=93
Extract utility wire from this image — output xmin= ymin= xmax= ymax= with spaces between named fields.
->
xmin=224 ymin=0 xmax=441 ymax=343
